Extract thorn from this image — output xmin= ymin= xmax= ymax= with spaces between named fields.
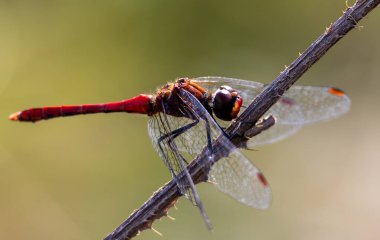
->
xmin=166 ymin=214 xmax=176 ymax=221
xmin=298 ymin=52 xmax=302 ymax=56
xmin=356 ymin=25 xmax=364 ymax=31
xmin=345 ymin=0 xmax=351 ymax=9
xmin=151 ymin=227 xmax=163 ymax=236
xmin=347 ymin=13 xmax=364 ymax=31
xmin=325 ymin=23 xmax=333 ymax=34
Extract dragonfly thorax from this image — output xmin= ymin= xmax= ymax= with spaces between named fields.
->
xmin=154 ymin=78 xmax=213 ymax=118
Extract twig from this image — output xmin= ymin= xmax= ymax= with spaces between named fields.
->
xmin=104 ymin=1 xmax=380 ymax=239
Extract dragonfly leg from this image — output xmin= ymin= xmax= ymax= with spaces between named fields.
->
xmin=156 ymin=118 xmax=213 ymax=230
xmin=204 ymin=117 xmax=214 ymax=155
xmin=156 ymin=114 xmax=201 ymax=199
xmin=176 ymin=151 xmax=213 ymax=231
xmin=157 ymin=118 xmax=199 ymax=166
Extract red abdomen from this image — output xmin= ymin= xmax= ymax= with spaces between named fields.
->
xmin=10 ymin=94 xmax=154 ymax=122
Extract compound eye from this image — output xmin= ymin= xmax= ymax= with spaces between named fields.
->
xmin=213 ymin=86 xmax=243 ymax=121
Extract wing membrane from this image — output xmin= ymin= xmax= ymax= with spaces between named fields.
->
xmin=208 ymin=142 xmax=271 ymax=209
xmin=178 ymin=89 xmax=272 ymax=208
xmin=194 ymin=76 xmax=351 ymax=147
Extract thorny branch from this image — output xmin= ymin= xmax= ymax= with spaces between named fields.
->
xmin=105 ymin=1 xmax=380 ymax=239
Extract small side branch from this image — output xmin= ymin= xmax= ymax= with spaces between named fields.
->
xmin=105 ymin=1 xmax=380 ymax=239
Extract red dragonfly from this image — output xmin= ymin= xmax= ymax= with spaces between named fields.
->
xmin=9 ymin=77 xmax=350 ymax=230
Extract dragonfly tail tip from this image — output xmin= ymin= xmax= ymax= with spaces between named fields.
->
xmin=9 ymin=112 xmax=20 ymax=121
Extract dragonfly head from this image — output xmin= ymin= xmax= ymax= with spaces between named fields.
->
xmin=212 ymin=85 xmax=243 ymax=121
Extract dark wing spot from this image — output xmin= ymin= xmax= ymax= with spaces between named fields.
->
xmin=329 ymin=87 xmax=346 ymax=97
xmin=280 ymin=97 xmax=295 ymax=106
xmin=257 ymin=172 xmax=268 ymax=187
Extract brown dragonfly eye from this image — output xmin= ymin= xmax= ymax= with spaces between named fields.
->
xmin=213 ymin=85 xmax=243 ymax=121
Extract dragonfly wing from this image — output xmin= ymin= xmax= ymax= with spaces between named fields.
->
xmin=148 ymin=113 xmax=185 ymax=177
xmin=193 ymin=76 xmax=265 ymax=105
xmin=246 ymin=122 xmax=302 ymax=148
xmin=276 ymin=86 xmax=351 ymax=124
xmin=193 ymin=76 xmax=351 ymax=146
xmin=194 ymin=76 xmax=351 ymax=125
xmin=149 ymin=114 xmax=213 ymax=164
xmin=148 ymin=105 xmax=215 ymax=229
xmin=177 ymin=88 xmax=272 ymax=209
xmin=148 ymin=113 xmax=199 ymax=201
xmin=209 ymin=146 xmax=271 ymax=209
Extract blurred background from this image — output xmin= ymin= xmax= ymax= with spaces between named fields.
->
xmin=1 ymin=1 xmax=379 ymax=240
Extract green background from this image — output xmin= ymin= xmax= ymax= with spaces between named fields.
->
xmin=1 ymin=1 xmax=379 ymax=239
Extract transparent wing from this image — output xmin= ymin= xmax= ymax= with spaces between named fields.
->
xmin=149 ymin=115 xmax=208 ymax=157
xmin=148 ymin=113 xmax=199 ymax=202
xmin=177 ymin=88 xmax=272 ymax=209
xmin=246 ymin=123 xmax=302 ymax=148
xmin=193 ymin=76 xmax=265 ymax=104
xmin=193 ymin=76 xmax=351 ymax=147
xmin=268 ymin=85 xmax=351 ymax=125
xmin=209 ymin=148 xmax=271 ymax=209
xmin=148 ymin=99 xmax=214 ymax=229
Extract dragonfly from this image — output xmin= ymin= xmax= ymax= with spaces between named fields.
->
xmin=9 ymin=76 xmax=351 ymax=230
